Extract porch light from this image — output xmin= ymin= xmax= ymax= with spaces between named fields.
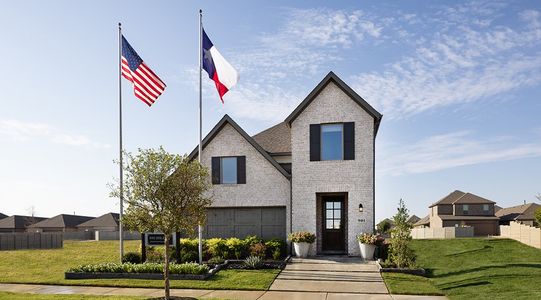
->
xmin=358 ymin=204 xmax=364 ymax=213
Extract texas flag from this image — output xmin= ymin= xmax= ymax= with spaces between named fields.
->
xmin=202 ymin=28 xmax=239 ymax=102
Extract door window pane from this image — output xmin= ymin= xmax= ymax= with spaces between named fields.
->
xmin=221 ymin=157 xmax=237 ymax=184
xmin=326 ymin=220 xmax=334 ymax=229
xmin=333 ymin=210 xmax=341 ymax=219
xmin=321 ymin=124 xmax=343 ymax=160
xmin=334 ymin=220 xmax=341 ymax=229
xmin=326 ymin=202 xmax=333 ymax=209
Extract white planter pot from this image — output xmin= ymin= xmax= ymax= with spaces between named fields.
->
xmin=293 ymin=242 xmax=311 ymax=258
xmin=359 ymin=243 xmax=376 ymax=260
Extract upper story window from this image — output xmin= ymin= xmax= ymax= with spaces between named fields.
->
xmin=463 ymin=204 xmax=469 ymax=214
xmin=483 ymin=204 xmax=489 ymax=211
xmin=309 ymin=122 xmax=355 ymax=161
xmin=211 ymin=156 xmax=246 ymax=185
xmin=321 ymin=124 xmax=343 ymax=160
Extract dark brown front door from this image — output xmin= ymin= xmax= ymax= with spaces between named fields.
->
xmin=322 ymin=196 xmax=345 ymax=252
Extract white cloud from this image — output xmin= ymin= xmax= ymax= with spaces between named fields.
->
xmin=379 ymin=131 xmax=541 ymax=176
xmin=0 ymin=120 xmax=110 ymax=149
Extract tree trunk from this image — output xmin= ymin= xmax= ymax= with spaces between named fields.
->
xmin=164 ymin=235 xmax=170 ymax=300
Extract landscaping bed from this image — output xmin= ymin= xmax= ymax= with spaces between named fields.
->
xmin=376 ymin=259 xmax=426 ymax=276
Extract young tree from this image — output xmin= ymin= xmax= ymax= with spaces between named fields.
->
xmin=110 ymin=147 xmax=212 ymax=300
xmin=535 ymin=208 xmax=541 ymax=228
xmin=388 ymin=199 xmax=415 ymax=268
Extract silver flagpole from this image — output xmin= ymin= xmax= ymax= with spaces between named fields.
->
xmin=198 ymin=9 xmax=203 ymax=265
xmin=118 ymin=22 xmax=124 ymax=263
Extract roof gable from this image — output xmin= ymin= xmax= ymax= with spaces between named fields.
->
xmin=430 ymin=190 xmax=466 ymax=207
xmin=452 ymin=193 xmax=495 ymax=205
xmin=284 ymin=71 xmax=382 ymax=135
xmin=252 ymin=122 xmax=291 ymax=154
xmin=188 ymin=115 xmax=290 ymax=179
xmin=0 ymin=215 xmax=47 ymax=229
xmin=496 ymin=203 xmax=540 ymax=221
xmin=77 ymin=213 xmax=119 ymax=228
xmin=29 ymin=214 xmax=93 ymax=228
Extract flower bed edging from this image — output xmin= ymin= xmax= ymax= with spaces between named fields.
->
xmin=65 ymin=263 xmax=224 ymax=281
xmin=375 ymin=260 xmax=426 ymax=276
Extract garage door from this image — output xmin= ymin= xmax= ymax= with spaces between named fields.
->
xmin=205 ymin=207 xmax=286 ymax=240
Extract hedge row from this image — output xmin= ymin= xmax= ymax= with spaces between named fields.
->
xmin=67 ymin=262 xmax=209 ymax=275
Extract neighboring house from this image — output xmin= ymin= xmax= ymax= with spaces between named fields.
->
xmin=408 ymin=215 xmax=421 ymax=225
xmin=0 ymin=215 xmax=47 ymax=233
xmin=414 ymin=190 xmax=500 ymax=236
xmin=414 ymin=215 xmax=430 ymax=228
xmin=188 ymin=72 xmax=382 ymax=255
xmin=77 ymin=213 xmax=119 ymax=232
xmin=496 ymin=203 xmax=541 ymax=226
xmin=0 ymin=213 xmax=7 ymax=220
xmin=27 ymin=214 xmax=93 ymax=232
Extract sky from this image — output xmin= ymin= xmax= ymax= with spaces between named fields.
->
xmin=0 ymin=0 xmax=540 ymax=222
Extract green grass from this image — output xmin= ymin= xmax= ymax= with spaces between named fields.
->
xmin=0 ymin=292 xmax=143 ymax=300
xmin=0 ymin=240 xmax=279 ymax=290
xmin=383 ymin=238 xmax=541 ymax=300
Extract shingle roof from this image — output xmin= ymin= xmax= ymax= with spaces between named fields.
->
xmin=0 ymin=215 xmax=47 ymax=229
xmin=495 ymin=203 xmax=541 ymax=222
xmin=28 ymin=214 xmax=93 ymax=229
xmin=414 ymin=215 xmax=430 ymax=226
xmin=429 ymin=190 xmax=495 ymax=207
xmin=0 ymin=213 xmax=7 ymax=220
xmin=252 ymin=122 xmax=291 ymax=154
xmin=407 ymin=215 xmax=421 ymax=224
xmin=77 ymin=213 xmax=119 ymax=228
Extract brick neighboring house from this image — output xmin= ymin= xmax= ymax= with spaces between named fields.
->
xmin=188 ymin=72 xmax=382 ymax=255
xmin=0 ymin=215 xmax=47 ymax=233
xmin=27 ymin=214 xmax=93 ymax=233
xmin=414 ymin=190 xmax=500 ymax=236
xmin=77 ymin=213 xmax=120 ymax=232
xmin=496 ymin=203 xmax=541 ymax=226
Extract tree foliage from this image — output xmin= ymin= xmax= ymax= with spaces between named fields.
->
xmin=376 ymin=219 xmax=392 ymax=234
xmin=388 ymin=199 xmax=416 ymax=268
xmin=110 ymin=147 xmax=212 ymax=300
xmin=535 ymin=207 xmax=541 ymax=228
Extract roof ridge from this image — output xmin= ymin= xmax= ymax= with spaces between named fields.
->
xmin=452 ymin=192 xmax=468 ymax=204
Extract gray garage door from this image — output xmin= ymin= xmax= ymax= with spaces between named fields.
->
xmin=205 ymin=207 xmax=286 ymax=240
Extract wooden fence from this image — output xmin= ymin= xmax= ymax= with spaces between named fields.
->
xmin=0 ymin=232 xmax=63 ymax=250
xmin=500 ymin=221 xmax=541 ymax=248
xmin=411 ymin=227 xmax=474 ymax=239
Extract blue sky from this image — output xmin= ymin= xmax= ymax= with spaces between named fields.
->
xmin=1 ymin=1 xmax=540 ymax=221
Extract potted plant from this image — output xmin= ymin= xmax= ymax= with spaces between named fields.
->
xmin=357 ymin=233 xmax=378 ymax=260
xmin=288 ymin=231 xmax=316 ymax=258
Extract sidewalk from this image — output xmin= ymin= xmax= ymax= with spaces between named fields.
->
xmin=0 ymin=283 xmax=448 ymax=300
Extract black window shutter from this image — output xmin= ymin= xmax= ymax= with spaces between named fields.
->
xmin=237 ymin=156 xmax=246 ymax=184
xmin=310 ymin=124 xmax=321 ymax=161
xmin=211 ymin=157 xmax=220 ymax=184
xmin=344 ymin=122 xmax=355 ymax=160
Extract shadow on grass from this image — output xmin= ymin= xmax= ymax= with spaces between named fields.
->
xmin=440 ymin=280 xmax=492 ymax=290
xmin=431 ymin=263 xmax=541 ymax=278
xmin=444 ymin=245 xmax=493 ymax=257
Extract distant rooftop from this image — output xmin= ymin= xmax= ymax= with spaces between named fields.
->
xmin=77 ymin=213 xmax=119 ymax=228
xmin=0 ymin=215 xmax=47 ymax=229
xmin=28 ymin=214 xmax=93 ymax=229
xmin=495 ymin=203 xmax=541 ymax=222
xmin=430 ymin=190 xmax=495 ymax=207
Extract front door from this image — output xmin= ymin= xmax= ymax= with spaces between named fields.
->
xmin=322 ymin=196 xmax=345 ymax=252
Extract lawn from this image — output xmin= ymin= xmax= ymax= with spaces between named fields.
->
xmin=383 ymin=238 xmax=541 ymax=300
xmin=0 ymin=240 xmax=279 ymax=291
xmin=0 ymin=292 xmax=143 ymax=300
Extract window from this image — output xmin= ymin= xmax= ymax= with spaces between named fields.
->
xmin=325 ymin=201 xmax=342 ymax=229
xmin=463 ymin=204 xmax=469 ymax=214
xmin=483 ymin=204 xmax=489 ymax=211
xmin=211 ymin=156 xmax=246 ymax=185
xmin=220 ymin=157 xmax=237 ymax=184
xmin=321 ymin=124 xmax=343 ymax=160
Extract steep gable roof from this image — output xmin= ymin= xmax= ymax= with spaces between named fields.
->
xmin=496 ymin=203 xmax=541 ymax=222
xmin=252 ymin=122 xmax=291 ymax=154
xmin=414 ymin=215 xmax=430 ymax=227
xmin=429 ymin=190 xmax=466 ymax=207
xmin=284 ymin=71 xmax=383 ymax=135
xmin=28 ymin=214 xmax=93 ymax=229
xmin=408 ymin=215 xmax=421 ymax=224
xmin=188 ymin=114 xmax=290 ymax=179
xmin=430 ymin=190 xmax=495 ymax=207
xmin=77 ymin=213 xmax=119 ymax=228
xmin=0 ymin=212 xmax=7 ymax=220
xmin=0 ymin=215 xmax=47 ymax=229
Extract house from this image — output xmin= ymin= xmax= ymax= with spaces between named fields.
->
xmin=77 ymin=213 xmax=120 ymax=232
xmin=496 ymin=203 xmax=541 ymax=226
xmin=408 ymin=215 xmax=421 ymax=225
xmin=414 ymin=190 xmax=500 ymax=236
xmin=0 ymin=215 xmax=47 ymax=233
xmin=188 ymin=72 xmax=382 ymax=255
xmin=27 ymin=214 xmax=93 ymax=232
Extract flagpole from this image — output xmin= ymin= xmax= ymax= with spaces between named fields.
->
xmin=118 ymin=22 xmax=125 ymax=263
xmin=197 ymin=9 xmax=203 ymax=265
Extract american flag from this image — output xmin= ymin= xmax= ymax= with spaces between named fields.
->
xmin=121 ymin=36 xmax=166 ymax=106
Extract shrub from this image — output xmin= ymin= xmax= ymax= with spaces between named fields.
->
xmin=179 ymin=238 xmax=199 ymax=253
xmin=145 ymin=246 xmax=165 ymax=263
xmin=357 ymin=233 xmax=379 ymax=245
xmin=67 ymin=262 xmax=209 ymax=275
xmin=535 ymin=207 xmax=541 ymax=227
xmin=225 ymin=237 xmax=244 ymax=259
xmin=243 ymin=235 xmax=261 ymax=248
xmin=265 ymin=239 xmax=284 ymax=260
xmin=244 ymin=256 xmax=262 ymax=269
xmin=206 ymin=238 xmax=228 ymax=258
xmin=249 ymin=242 xmax=266 ymax=258
xmin=388 ymin=199 xmax=416 ymax=268
xmin=288 ymin=231 xmax=316 ymax=244
xmin=181 ymin=251 xmax=198 ymax=263
xmin=207 ymin=256 xmax=225 ymax=265
xmin=122 ymin=252 xmax=142 ymax=264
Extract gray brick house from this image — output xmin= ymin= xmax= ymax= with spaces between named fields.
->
xmin=189 ymin=72 xmax=382 ymax=255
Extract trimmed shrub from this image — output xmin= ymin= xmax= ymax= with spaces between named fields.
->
xmin=67 ymin=262 xmax=209 ymax=275
xmin=243 ymin=235 xmax=261 ymax=249
xmin=249 ymin=242 xmax=266 ymax=258
xmin=145 ymin=246 xmax=165 ymax=263
xmin=207 ymin=256 xmax=225 ymax=265
xmin=225 ymin=237 xmax=244 ymax=259
xmin=122 ymin=252 xmax=142 ymax=264
xmin=244 ymin=256 xmax=262 ymax=269
xmin=206 ymin=238 xmax=228 ymax=258
xmin=265 ymin=239 xmax=284 ymax=260
xmin=181 ymin=251 xmax=198 ymax=263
